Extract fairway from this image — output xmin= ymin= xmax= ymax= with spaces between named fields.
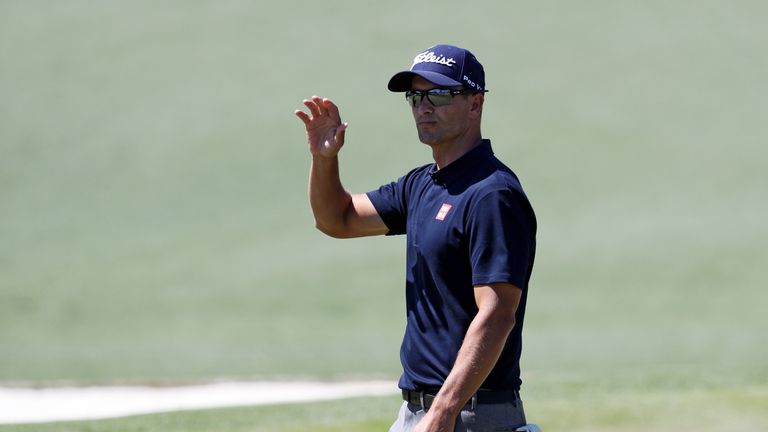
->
xmin=0 ymin=381 xmax=396 ymax=424
xmin=1 ymin=0 xmax=767 ymax=430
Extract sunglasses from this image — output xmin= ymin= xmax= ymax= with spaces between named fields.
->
xmin=405 ymin=88 xmax=479 ymax=108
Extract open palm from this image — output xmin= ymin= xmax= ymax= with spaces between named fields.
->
xmin=295 ymin=96 xmax=348 ymax=158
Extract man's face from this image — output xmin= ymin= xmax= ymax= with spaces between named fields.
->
xmin=410 ymin=76 xmax=473 ymax=147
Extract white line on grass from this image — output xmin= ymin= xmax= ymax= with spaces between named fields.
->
xmin=0 ymin=380 xmax=397 ymax=425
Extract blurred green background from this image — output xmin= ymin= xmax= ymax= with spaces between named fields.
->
xmin=1 ymin=0 xmax=766 ymax=430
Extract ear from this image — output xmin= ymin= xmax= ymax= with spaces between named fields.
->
xmin=469 ymin=93 xmax=484 ymax=117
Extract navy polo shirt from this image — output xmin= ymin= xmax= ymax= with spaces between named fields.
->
xmin=366 ymin=140 xmax=536 ymax=391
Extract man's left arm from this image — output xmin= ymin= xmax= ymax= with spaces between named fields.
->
xmin=413 ymin=282 xmax=522 ymax=432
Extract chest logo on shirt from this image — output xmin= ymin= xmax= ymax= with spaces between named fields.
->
xmin=435 ymin=203 xmax=453 ymax=221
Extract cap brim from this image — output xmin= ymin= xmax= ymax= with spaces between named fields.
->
xmin=387 ymin=70 xmax=463 ymax=92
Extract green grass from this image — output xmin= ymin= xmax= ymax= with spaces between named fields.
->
xmin=1 ymin=374 xmax=766 ymax=432
xmin=1 ymin=0 xmax=767 ymax=430
xmin=0 ymin=395 xmax=402 ymax=432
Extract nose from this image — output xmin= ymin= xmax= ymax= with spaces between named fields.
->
xmin=415 ymin=98 xmax=434 ymax=115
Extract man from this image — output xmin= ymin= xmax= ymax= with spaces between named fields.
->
xmin=295 ymin=44 xmax=537 ymax=432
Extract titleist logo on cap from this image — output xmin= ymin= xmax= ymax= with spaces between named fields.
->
xmin=387 ymin=44 xmax=486 ymax=93
xmin=412 ymin=51 xmax=457 ymax=69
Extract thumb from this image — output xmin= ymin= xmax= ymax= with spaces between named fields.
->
xmin=335 ymin=122 xmax=348 ymax=146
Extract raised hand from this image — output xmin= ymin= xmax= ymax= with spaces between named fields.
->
xmin=295 ymin=96 xmax=348 ymax=158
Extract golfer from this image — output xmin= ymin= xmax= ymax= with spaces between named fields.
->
xmin=295 ymin=44 xmax=537 ymax=432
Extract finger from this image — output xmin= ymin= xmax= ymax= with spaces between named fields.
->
xmin=303 ymin=99 xmax=322 ymax=118
xmin=294 ymin=109 xmax=311 ymax=125
xmin=324 ymin=98 xmax=342 ymax=122
xmin=311 ymin=95 xmax=329 ymax=116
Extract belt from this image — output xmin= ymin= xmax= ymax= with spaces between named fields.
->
xmin=402 ymin=388 xmax=521 ymax=410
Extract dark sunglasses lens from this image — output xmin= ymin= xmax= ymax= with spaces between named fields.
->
xmin=406 ymin=90 xmax=457 ymax=107
xmin=405 ymin=91 xmax=419 ymax=107
xmin=426 ymin=91 xmax=452 ymax=107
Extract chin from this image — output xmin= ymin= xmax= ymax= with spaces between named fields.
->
xmin=417 ymin=132 xmax=438 ymax=146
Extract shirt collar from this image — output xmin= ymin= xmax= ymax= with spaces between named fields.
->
xmin=428 ymin=139 xmax=494 ymax=186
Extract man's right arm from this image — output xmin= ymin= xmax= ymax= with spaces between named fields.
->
xmin=296 ymin=96 xmax=388 ymax=238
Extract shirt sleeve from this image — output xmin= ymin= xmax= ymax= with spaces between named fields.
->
xmin=467 ymin=188 xmax=536 ymax=288
xmin=366 ymin=176 xmax=409 ymax=236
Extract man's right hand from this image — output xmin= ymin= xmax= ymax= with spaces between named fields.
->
xmin=295 ymin=96 xmax=348 ymax=158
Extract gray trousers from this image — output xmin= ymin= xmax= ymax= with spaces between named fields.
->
xmin=388 ymin=398 xmax=527 ymax=432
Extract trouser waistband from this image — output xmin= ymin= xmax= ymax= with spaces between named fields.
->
xmin=401 ymin=388 xmax=521 ymax=410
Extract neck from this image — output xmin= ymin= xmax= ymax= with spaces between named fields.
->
xmin=431 ymin=130 xmax=483 ymax=170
